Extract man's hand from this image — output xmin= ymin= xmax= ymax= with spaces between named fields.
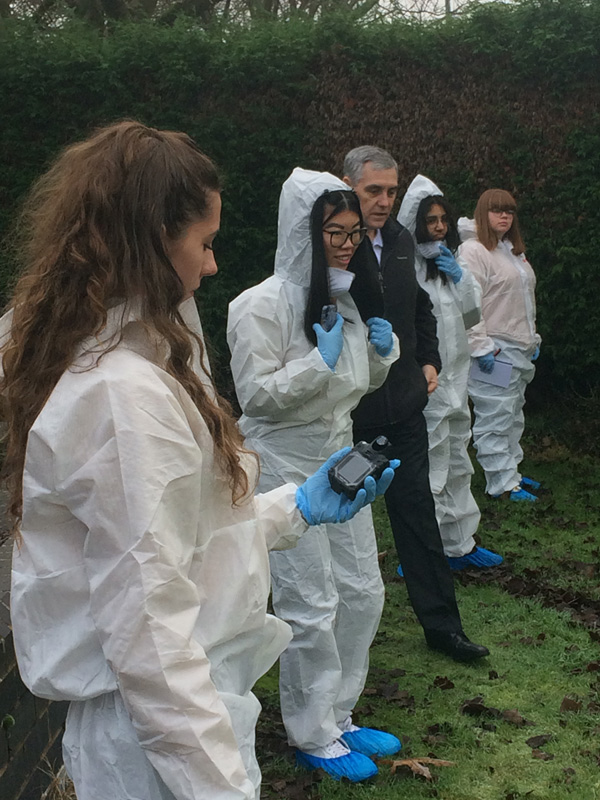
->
xmin=422 ymin=364 xmax=438 ymax=395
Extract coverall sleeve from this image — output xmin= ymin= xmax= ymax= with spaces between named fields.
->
xmin=451 ymin=259 xmax=482 ymax=330
xmin=414 ymin=285 xmax=442 ymax=373
xmin=254 ymin=483 xmax=309 ymax=551
xmin=459 ymin=243 xmax=496 ymax=356
xmin=228 ymin=295 xmax=333 ymax=418
xmin=56 ymin=371 xmax=256 ymax=800
xmin=366 ymin=331 xmax=400 ymax=393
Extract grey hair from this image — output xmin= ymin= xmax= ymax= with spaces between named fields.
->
xmin=343 ymin=146 xmax=398 ymax=184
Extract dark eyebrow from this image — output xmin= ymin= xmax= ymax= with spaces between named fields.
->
xmin=323 ymin=221 xmax=362 ymax=229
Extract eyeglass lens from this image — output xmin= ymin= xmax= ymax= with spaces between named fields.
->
xmin=326 ymin=229 xmax=367 ymax=247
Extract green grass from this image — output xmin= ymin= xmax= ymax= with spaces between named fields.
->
xmin=256 ymin=414 xmax=600 ymax=799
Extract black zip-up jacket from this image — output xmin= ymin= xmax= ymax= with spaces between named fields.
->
xmin=352 ymin=217 xmax=442 ymax=428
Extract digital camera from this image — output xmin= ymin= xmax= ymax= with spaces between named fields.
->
xmin=328 ymin=436 xmax=392 ymax=500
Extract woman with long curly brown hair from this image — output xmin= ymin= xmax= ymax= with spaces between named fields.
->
xmin=1 ymin=121 xmax=387 ymax=800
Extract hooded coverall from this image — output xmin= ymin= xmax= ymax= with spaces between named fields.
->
xmin=458 ymin=218 xmax=541 ymax=496
xmin=227 ymin=168 xmax=399 ymax=751
xmin=397 ymin=175 xmax=482 ymax=557
xmin=9 ymin=297 xmax=309 ymax=800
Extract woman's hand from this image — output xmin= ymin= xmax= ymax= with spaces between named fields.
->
xmin=477 ymin=352 xmax=496 ymax=374
xmin=366 ymin=317 xmax=394 ymax=357
xmin=296 ymin=448 xmax=400 ymax=525
xmin=422 ymin=364 xmax=438 ymax=394
xmin=313 ymin=313 xmax=344 ymax=371
xmin=435 ymin=245 xmax=463 ymax=284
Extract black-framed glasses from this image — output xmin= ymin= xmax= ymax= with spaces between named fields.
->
xmin=323 ymin=228 xmax=368 ymax=248
xmin=490 ymin=207 xmax=515 ymax=216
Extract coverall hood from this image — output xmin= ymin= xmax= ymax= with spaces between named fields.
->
xmin=274 ymin=168 xmax=348 ymax=288
xmin=457 ymin=217 xmax=478 ymax=240
xmin=397 ymin=174 xmax=444 ymax=236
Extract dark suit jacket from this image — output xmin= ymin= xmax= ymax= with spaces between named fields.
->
xmin=352 ymin=217 xmax=442 ymax=429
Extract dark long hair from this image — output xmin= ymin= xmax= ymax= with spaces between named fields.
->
xmin=304 ymin=189 xmax=383 ymax=345
xmin=415 ymin=195 xmax=460 ymax=285
xmin=1 ymin=120 xmax=254 ymax=526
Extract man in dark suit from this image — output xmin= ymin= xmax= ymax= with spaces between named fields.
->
xmin=343 ymin=146 xmax=489 ymax=662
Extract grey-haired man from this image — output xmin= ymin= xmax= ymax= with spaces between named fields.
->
xmin=344 ymin=146 xmax=489 ymax=662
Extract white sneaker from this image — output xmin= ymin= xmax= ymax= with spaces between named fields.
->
xmin=338 ymin=715 xmax=360 ymax=734
xmin=302 ymin=739 xmax=351 ymax=759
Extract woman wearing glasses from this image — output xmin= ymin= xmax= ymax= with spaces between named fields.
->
xmin=458 ymin=189 xmax=541 ymax=501
xmin=227 ymin=168 xmax=401 ymax=783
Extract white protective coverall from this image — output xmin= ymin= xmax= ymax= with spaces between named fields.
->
xmin=227 ymin=168 xmax=399 ymax=751
xmin=10 ymin=297 xmax=309 ymax=800
xmin=397 ymin=176 xmax=482 ymax=558
xmin=458 ymin=218 xmax=541 ymax=496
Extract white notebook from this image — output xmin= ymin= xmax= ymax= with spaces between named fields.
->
xmin=469 ymin=356 xmax=513 ymax=388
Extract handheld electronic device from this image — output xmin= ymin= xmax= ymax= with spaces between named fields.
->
xmin=320 ymin=304 xmax=338 ymax=332
xmin=328 ymin=436 xmax=392 ymax=500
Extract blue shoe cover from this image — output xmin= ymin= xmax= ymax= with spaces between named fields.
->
xmin=447 ymin=547 xmax=504 ymax=571
xmin=397 ymin=563 xmax=404 ymax=577
xmin=341 ymin=727 xmax=402 ymax=757
xmin=296 ymin=748 xmax=378 ymax=782
xmin=520 ymin=476 xmax=541 ymax=490
xmin=510 ymin=487 xmax=537 ymax=502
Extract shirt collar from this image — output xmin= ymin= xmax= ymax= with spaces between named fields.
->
xmin=371 ymin=229 xmax=384 ymax=264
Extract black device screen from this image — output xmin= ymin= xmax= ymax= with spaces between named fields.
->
xmin=339 ymin=452 xmax=372 ymax=484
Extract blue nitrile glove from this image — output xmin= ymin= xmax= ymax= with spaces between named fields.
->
xmin=313 ymin=313 xmax=344 ymax=371
xmin=366 ymin=317 xmax=394 ymax=357
xmin=531 ymin=345 xmax=540 ymax=362
xmin=362 ymin=459 xmax=400 ymax=503
xmin=435 ymin=245 xmax=463 ymax=284
xmin=477 ymin=352 xmax=496 ymax=374
xmin=296 ymin=448 xmax=400 ymax=526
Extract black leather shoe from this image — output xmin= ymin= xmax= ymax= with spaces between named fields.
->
xmin=425 ymin=630 xmax=490 ymax=662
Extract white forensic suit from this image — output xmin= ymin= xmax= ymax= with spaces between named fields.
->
xmin=10 ymin=297 xmax=309 ymax=800
xmin=458 ymin=218 xmax=541 ymax=496
xmin=227 ymin=168 xmax=399 ymax=751
xmin=397 ymin=176 xmax=482 ymax=558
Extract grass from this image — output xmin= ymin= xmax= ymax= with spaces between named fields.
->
xmin=256 ymin=411 xmax=600 ymax=799
xmin=32 ymin=406 xmax=600 ymax=800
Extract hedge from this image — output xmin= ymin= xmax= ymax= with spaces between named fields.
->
xmin=0 ymin=1 xmax=599 ymax=395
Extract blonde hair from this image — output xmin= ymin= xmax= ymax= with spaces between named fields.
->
xmin=474 ymin=189 xmax=525 ymax=255
xmin=1 ymin=120 xmax=255 ymax=527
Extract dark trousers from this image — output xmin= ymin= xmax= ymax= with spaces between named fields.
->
xmin=354 ymin=412 xmax=462 ymax=636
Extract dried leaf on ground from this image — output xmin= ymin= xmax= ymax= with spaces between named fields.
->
xmin=502 ymin=708 xmax=534 ymax=727
xmin=382 ymin=756 xmax=455 ymax=780
xmin=433 ymin=675 xmax=455 ymax=690
xmin=423 ymin=721 xmax=452 ymax=745
xmin=525 ymin=734 xmax=553 ymax=748
xmin=460 ymin=696 xmax=501 ymax=718
xmin=560 ymin=696 xmax=583 ymax=712
xmin=532 ymin=748 xmax=555 ymax=761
